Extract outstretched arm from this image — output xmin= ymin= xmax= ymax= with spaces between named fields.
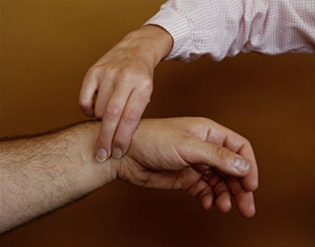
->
xmin=0 ymin=118 xmax=257 ymax=233
xmin=0 ymin=121 xmax=116 ymax=233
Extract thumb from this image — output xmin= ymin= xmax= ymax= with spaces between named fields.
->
xmin=180 ymin=138 xmax=250 ymax=177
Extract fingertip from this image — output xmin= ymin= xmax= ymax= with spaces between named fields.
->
xmin=112 ymin=138 xmax=131 ymax=160
xmin=95 ymin=134 xmax=110 ymax=163
xmin=241 ymin=204 xmax=256 ymax=218
xmin=112 ymin=124 xmax=135 ymax=158
xmin=217 ymin=199 xmax=232 ymax=213
xmin=95 ymin=147 xmax=108 ymax=163
xmin=112 ymin=147 xmax=123 ymax=159
xmin=234 ymin=158 xmax=250 ymax=176
xmin=237 ymin=194 xmax=256 ymax=218
xmin=201 ymin=197 xmax=213 ymax=211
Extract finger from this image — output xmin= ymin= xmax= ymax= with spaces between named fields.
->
xmin=238 ymin=143 xmax=259 ymax=191
xmin=219 ymin=133 xmax=258 ymax=192
xmin=95 ymin=84 xmax=132 ymax=162
xmin=112 ymin=86 xmax=151 ymax=159
xmin=191 ymin=164 xmax=214 ymax=179
xmin=190 ymin=164 xmax=233 ymax=213
xmin=94 ymin=81 xmax=114 ymax=119
xmin=78 ymin=69 xmax=99 ymax=117
xmin=214 ymin=179 xmax=232 ymax=213
xmin=201 ymin=160 xmax=256 ymax=217
xmin=208 ymin=173 xmax=222 ymax=188
xmin=129 ymin=167 xmax=215 ymax=210
xmin=131 ymin=167 xmax=200 ymax=191
xmin=205 ymin=126 xmax=258 ymax=192
xmin=227 ymin=177 xmax=256 ymax=218
xmin=187 ymin=178 xmax=215 ymax=210
xmin=191 ymin=164 xmax=223 ymax=186
xmin=180 ymin=139 xmax=251 ymax=177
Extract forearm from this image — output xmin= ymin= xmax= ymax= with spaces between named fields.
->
xmin=145 ymin=0 xmax=315 ymax=62
xmin=0 ymin=121 xmax=117 ymax=233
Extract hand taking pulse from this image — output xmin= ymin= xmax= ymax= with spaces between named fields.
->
xmin=79 ymin=25 xmax=173 ymax=162
xmin=0 ymin=117 xmax=258 ymax=233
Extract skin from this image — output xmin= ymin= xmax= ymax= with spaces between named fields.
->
xmin=123 ymin=118 xmax=258 ymax=217
xmin=79 ymin=25 xmax=173 ymax=162
xmin=0 ymin=117 xmax=258 ymax=233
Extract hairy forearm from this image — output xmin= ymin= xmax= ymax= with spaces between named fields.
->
xmin=0 ymin=121 xmax=117 ymax=233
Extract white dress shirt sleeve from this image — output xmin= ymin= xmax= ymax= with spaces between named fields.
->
xmin=144 ymin=0 xmax=315 ymax=62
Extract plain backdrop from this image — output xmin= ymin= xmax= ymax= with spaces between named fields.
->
xmin=1 ymin=1 xmax=315 ymax=246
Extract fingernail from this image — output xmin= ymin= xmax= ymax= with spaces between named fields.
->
xmin=234 ymin=158 xmax=249 ymax=173
xmin=96 ymin=148 xmax=107 ymax=163
xmin=112 ymin=147 xmax=123 ymax=159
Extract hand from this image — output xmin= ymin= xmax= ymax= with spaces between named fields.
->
xmin=79 ymin=26 xmax=173 ymax=162
xmin=115 ymin=118 xmax=258 ymax=218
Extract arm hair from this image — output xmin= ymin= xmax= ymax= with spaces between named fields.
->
xmin=0 ymin=120 xmax=117 ymax=233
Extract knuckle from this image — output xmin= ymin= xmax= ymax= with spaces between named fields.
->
xmin=213 ymin=146 xmax=230 ymax=162
xmin=116 ymin=68 xmax=136 ymax=84
xmin=140 ymin=78 xmax=153 ymax=92
xmin=89 ymin=65 xmax=116 ymax=82
xmin=240 ymin=136 xmax=252 ymax=150
xmin=85 ymin=67 xmax=99 ymax=80
xmin=105 ymin=103 xmax=121 ymax=118
xmin=114 ymin=67 xmax=153 ymax=92
xmin=120 ymin=68 xmax=133 ymax=79
xmin=103 ymin=67 xmax=117 ymax=80
xmin=123 ymin=108 xmax=141 ymax=122
xmin=243 ymin=138 xmax=251 ymax=147
xmin=78 ymin=97 xmax=89 ymax=109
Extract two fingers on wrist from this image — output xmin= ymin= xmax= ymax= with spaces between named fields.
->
xmin=95 ymin=85 xmax=151 ymax=162
xmin=79 ymin=68 xmax=152 ymax=163
xmin=94 ymin=84 xmax=130 ymax=162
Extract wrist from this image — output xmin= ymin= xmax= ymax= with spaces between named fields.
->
xmin=122 ymin=25 xmax=173 ymax=67
xmin=75 ymin=121 xmax=119 ymax=189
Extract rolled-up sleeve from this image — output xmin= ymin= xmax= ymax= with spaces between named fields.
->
xmin=144 ymin=0 xmax=315 ymax=62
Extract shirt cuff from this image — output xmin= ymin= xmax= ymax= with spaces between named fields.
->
xmin=144 ymin=7 xmax=192 ymax=61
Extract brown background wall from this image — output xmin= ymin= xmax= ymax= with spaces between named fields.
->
xmin=1 ymin=1 xmax=315 ymax=246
